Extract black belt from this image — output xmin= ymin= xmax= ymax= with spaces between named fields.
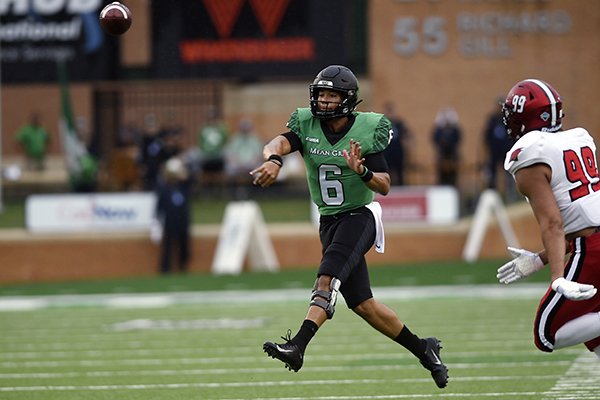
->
xmin=320 ymin=206 xmax=368 ymax=221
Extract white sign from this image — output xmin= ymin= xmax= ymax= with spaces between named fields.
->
xmin=311 ymin=186 xmax=459 ymax=226
xmin=462 ymin=189 xmax=520 ymax=263
xmin=375 ymin=186 xmax=459 ymax=225
xmin=212 ymin=201 xmax=279 ymax=275
xmin=26 ymin=192 xmax=157 ymax=233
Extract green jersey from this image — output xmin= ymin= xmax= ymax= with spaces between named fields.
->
xmin=198 ymin=123 xmax=228 ymax=157
xmin=16 ymin=124 xmax=49 ymax=160
xmin=287 ymin=108 xmax=392 ymax=216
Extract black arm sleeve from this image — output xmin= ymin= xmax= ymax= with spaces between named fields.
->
xmin=363 ymin=151 xmax=388 ymax=173
xmin=281 ymin=131 xmax=303 ymax=154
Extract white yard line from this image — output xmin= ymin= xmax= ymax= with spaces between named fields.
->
xmin=543 ymin=351 xmax=600 ymax=400
xmin=0 ymin=377 xmax=561 ymax=396
xmin=0 ymin=368 xmax=563 ymax=379
xmin=0 ymin=351 xmax=569 ymax=368
xmin=0 ymin=284 xmax=546 ymax=312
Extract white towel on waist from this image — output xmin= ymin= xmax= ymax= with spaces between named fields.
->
xmin=365 ymin=201 xmax=385 ymax=253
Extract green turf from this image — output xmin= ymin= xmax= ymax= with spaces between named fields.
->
xmin=0 ymin=196 xmax=591 ymax=399
xmin=0 ymin=200 xmax=25 ymax=229
xmin=0 ymin=260 xmax=551 ymax=296
xmin=0 ymin=289 xmax=588 ymax=400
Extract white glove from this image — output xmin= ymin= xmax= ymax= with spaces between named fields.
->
xmin=551 ymin=277 xmax=597 ymax=301
xmin=497 ymin=247 xmax=544 ymax=284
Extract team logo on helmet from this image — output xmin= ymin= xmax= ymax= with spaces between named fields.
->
xmin=540 ymin=111 xmax=550 ymax=122
xmin=316 ymin=80 xmax=334 ymax=87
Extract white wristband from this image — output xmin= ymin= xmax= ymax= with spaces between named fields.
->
xmin=533 ymin=254 xmax=544 ymax=270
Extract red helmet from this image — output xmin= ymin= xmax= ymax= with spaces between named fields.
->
xmin=502 ymin=79 xmax=563 ymax=140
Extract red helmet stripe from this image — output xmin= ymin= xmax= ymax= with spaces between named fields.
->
xmin=525 ymin=79 xmax=558 ymax=127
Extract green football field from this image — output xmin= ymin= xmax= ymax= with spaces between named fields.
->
xmin=1 ymin=281 xmax=599 ymax=399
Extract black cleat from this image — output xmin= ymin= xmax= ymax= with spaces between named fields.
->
xmin=420 ymin=337 xmax=449 ymax=389
xmin=263 ymin=330 xmax=304 ymax=372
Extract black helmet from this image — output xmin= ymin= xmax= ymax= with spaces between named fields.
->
xmin=309 ymin=65 xmax=361 ymax=119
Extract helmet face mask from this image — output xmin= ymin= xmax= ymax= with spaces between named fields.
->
xmin=502 ymin=79 xmax=563 ymax=140
xmin=309 ymin=65 xmax=360 ymax=119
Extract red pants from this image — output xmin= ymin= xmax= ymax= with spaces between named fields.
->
xmin=534 ymin=232 xmax=600 ymax=352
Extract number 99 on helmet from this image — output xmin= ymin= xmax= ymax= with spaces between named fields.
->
xmin=502 ymin=79 xmax=563 ymax=140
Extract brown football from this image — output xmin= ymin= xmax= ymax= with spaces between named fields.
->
xmin=99 ymin=2 xmax=132 ymax=36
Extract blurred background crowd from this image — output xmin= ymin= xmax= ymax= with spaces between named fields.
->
xmin=1 ymin=0 xmax=598 ymax=213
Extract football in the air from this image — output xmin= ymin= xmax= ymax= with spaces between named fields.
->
xmin=99 ymin=2 xmax=132 ymax=36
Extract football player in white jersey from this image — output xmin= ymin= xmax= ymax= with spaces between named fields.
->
xmin=497 ymin=79 xmax=600 ymax=357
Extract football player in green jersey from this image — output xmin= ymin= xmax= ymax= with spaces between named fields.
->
xmin=251 ymin=65 xmax=448 ymax=388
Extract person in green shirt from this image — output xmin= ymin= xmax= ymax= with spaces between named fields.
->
xmin=251 ymin=65 xmax=449 ymax=389
xmin=16 ymin=113 xmax=50 ymax=171
xmin=225 ymin=118 xmax=263 ymax=177
xmin=197 ymin=107 xmax=228 ymax=174
xmin=224 ymin=118 xmax=263 ymax=198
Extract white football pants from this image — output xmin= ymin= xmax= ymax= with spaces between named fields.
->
xmin=554 ymin=312 xmax=600 ymax=355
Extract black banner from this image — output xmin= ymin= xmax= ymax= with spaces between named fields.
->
xmin=1 ymin=0 xmax=365 ymax=83
xmin=151 ymin=0 xmax=363 ymax=81
xmin=1 ymin=0 xmax=118 ymax=83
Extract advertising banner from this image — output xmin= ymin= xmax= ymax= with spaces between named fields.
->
xmin=0 ymin=0 xmax=118 ymax=83
xmin=310 ymin=186 xmax=459 ymax=227
xmin=26 ymin=192 xmax=157 ymax=233
xmin=151 ymin=0 xmax=359 ymax=80
xmin=374 ymin=186 xmax=459 ymax=225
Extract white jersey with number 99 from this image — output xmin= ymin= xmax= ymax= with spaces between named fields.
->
xmin=504 ymin=127 xmax=600 ymax=235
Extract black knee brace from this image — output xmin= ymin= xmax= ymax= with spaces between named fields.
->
xmin=310 ymin=277 xmax=341 ymax=319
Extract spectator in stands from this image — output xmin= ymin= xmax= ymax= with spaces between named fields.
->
xmin=431 ymin=106 xmax=462 ymax=186
xmin=118 ymin=111 xmax=142 ymax=149
xmin=482 ymin=97 xmax=516 ymax=200
xmin=15 ymin=112 xmax=50 ymax=171
xmin=197 ymin=106 xmax=229 ymax=175
xmin=70 ymin=116 xmax=99 ymax=193
xmin=110 ymin=116 xmax=142 ymax=190
xmin=382 ymin=102 xmax=412 ymax=186
xmin=138 ymin=113 xmax=183 ymax=191
xmin=224 ymin=118 xmax=264 ymax=198
xmin=138 ymin=113 xmax=163 ymax=190
xmin=71 ymin=153 xmax=99 ymax=193
xmin=155 ymin=157 xmax=192 ymax=274
xmin=160 ymin=123 xmax=185 ymax=162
